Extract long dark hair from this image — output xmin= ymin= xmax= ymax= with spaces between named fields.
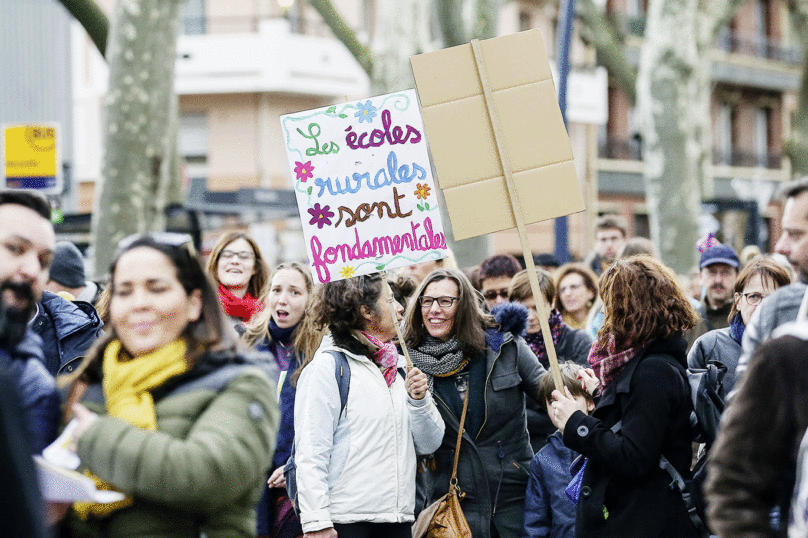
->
xmin=68 ymin=235 xmax=238 ymax=385
xmin=403 ymin=268 xmax=495 ymax=357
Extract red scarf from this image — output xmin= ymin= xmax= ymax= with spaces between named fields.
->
xmin=217 ymin=283 xmax=263 ymax=323
xmin=587 ymin=334 xmax=644 ymax=389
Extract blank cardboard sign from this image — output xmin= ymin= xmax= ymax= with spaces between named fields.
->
xmin=410 ymin=29 xmax=585 ymax=240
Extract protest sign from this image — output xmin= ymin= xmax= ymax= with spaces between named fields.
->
xmin=411 ymin=29 xmax=586 ymax=390
xmin=280 ymin=89 xmax=449 ymax=284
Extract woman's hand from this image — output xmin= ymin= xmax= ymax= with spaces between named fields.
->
xmin=305 ymin=528 xmax=337 ymax=538
xmin=406 ymin=367 xmax=429 ymax=400
xmin=68 ymin=403 xmax=98 ymax=452
xmin=550 ymin=387 xmax=587 ymax=433
xmin=578 ymin=368 xmax=600 ymax=395
xmin=267 ymin=466 xmax=286 ymax=489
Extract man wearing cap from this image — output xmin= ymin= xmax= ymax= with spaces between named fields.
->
xmin=44 ymin=241 xmax=102 ymax=306
xmin=686 ymin=244 xmax=740 ymax=349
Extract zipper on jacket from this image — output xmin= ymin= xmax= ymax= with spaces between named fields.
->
xmin=389 ymin=381 xmax=402 ymax=521
xmin=475 ymin=335 xmax=510 ymax=441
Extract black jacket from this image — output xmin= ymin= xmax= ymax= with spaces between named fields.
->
xmin=31 ymin=291 xmax=103 ymax=376
xmin=563 ymin=336 xmax=699 ymax=538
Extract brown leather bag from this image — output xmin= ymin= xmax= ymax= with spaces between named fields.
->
xmin=412 ymin=391 xmax=472 ymax=538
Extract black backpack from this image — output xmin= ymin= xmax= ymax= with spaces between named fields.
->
xmin=653 ymin=357 xmax=728 ymax=538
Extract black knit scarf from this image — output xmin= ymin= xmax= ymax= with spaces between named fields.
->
xmin=409 ymin=336 xmax=467 ymax=393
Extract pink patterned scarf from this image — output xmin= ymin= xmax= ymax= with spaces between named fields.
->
xmin=359 ymin=331 xmax=399 ymax=387
xmin=587 ymin=334 xmax=644 ymax=389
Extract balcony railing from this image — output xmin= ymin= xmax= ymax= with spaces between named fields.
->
xmin=712 ymin=148 xmax=782 ymax=169
xmin=614 ymin=14 xmax=802 ymax=65
xmin=181 ymin=15 xmax=333 ymax=37
xmin=599 ymin=136 xmax=642 ymax=161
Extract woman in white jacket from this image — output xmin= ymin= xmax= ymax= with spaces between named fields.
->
xmin=294 ymin=273 xmax=445 ymax=538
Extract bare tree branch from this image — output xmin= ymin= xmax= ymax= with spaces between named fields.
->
xmin=308 ymin=0 xmax=374 ymax=76
xmin=436 ymin=0 xmax=467 ymax=46
xmin=577 ymin=0 xmax=637 ymax=104
xmin=56 ymin=0 xmax=108 ymax=57
xmin=705 ymin=0 xmax=747 ymax=43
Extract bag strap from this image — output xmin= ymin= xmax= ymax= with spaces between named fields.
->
xmin=611 ymin=421 xmax=710 ymax=538
xmin=450 ymin=390 xmax=470 ymax=485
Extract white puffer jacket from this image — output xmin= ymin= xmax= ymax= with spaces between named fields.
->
xmin=294 ymin=340 xmax=445 ymax=533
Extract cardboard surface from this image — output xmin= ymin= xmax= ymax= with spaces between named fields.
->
xmin=410 ymin=29 xmax=585 ymax=240
xmin=280 ymin=90 xmax=449 ymax=283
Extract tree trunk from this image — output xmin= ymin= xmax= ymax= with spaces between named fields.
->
xmin=370 ymin=0 xmax=430 ymax=93
xmin=637 ymin=0 xmax=702 ymax=273
xmin=91 ymin=0 xmax=183 ymax=276
xmin=783 ymin=0 xmax=808 ymax=175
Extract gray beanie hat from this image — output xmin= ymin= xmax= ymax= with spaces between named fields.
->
xmin=49 ymin=241 xmax=86 ymax=288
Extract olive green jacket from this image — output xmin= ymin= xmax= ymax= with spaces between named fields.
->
xmin=71 ymin=352 xmax=279 ymax=538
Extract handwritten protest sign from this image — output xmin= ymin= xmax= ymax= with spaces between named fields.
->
xmin=411 ymin=29 xmax=586 ymax=391
xmin=281 ymin=90 xmax=449 ymax=284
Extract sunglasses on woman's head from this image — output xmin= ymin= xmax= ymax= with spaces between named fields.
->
xmin=117 ymin=232 xmax=196 ymax=257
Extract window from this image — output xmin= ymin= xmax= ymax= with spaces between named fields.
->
xmin=182 ymin=0 xmax=205 ymax=35
xmin=179 ymin=113 xmax=209 ymax=181
xmin=755 ymin=108 xmax=769 ymax=167
xmin=519 ymin=10 xmax=532 ymax=32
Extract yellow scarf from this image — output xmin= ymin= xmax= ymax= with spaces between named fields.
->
xmin=74 ymin=339 xmax=188 ymax=519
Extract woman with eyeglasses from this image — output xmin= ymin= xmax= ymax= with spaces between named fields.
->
xmin=293 ymin=273 xmax=444 ymax=538
xmin=554 ymin=264 xmax=598 ymax=331
xmin=61 ymin=234 xmax=278 ymax=537
xmin=688 ymin=255 xmax=790 ymax=394
xmin=206 ymin=231 xmax=271 ymax=326
xmin=242 ymin=262 xmax=319 ymax=538
xmin=403 ymin=268 xmax=546 ymax=538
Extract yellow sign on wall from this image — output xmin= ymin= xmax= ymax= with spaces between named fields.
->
xmin=3 ymin=124 xmax=61 ymax=193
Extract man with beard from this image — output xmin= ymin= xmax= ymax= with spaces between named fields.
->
xmin=737 ymin=179 xmax=808 ymax=374
xmin=0 ymin=190 xmax=60 ymax=453
xmin=685 ymin=243 xmax=739 ymax=349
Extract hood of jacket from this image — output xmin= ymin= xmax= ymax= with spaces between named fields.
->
xmin=487 ymin=302 xmax=529 ymax=353
xmin=38 ymin=291 xmax=102 ymax=339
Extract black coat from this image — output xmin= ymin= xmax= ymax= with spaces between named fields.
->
xmin=563 ymin=336 xmax=699 ymax=538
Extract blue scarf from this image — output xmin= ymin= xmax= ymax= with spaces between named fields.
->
xmin=729 ymin=314 xmax=745 ymax=344
xmin=268 ymin=319 xmax=297 ymax=372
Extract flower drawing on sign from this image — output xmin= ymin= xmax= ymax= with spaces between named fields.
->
xmin=414 ymin=183 xmax=431 ymax=200
xmin=308 ymin=203 xmax=334 ymax=229
xmin=339 ymin=266 xmax=356 ymax=279
xmin=415 ymin=183 xmax=432 ymax=212
xmin=294 ymin=161 xmax=314 ymax=182
xmin=355 ymin=101 xmax=377 ymax=123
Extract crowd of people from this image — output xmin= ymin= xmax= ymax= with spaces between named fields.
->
xmin=4 ymin=184 xmax=808 ymax=538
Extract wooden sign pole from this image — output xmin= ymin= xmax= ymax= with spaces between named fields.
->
xmin=382 ymin=272 xmax=414 ymax=369
xmin=470 ymin=39 xmax=564 ymax=392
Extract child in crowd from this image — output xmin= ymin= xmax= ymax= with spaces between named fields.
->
xmin=523 ymin=362 xmax=597 ymax=538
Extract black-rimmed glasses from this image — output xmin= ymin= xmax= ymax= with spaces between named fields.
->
xmin=739 ymin=292 xmax=766 ymax=306
xmin=220 ymin=249 xmax=254 ymax=261
xmin=419 ymin=295 xmax=459 ymax=308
